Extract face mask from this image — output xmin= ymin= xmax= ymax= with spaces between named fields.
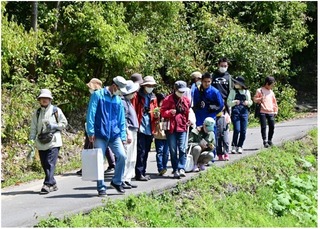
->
xmin=145 ymin=87 xmax=154 ymax=94
xmin=234 ymin=84 xmax=241 ymax=89
xmin=196 ymin=81 xmax=201 ymax=86
xmin=125 ymin=93 xmax=134 ymax=100
xmin=114 ymin=89 xmax=122 ymax=96
xmin=89 ymin=89 xmax=95 ymax=94
xmin=175 ymin=91 xmax=184 ymax=98
xmin=219 ymin=67 xmax=228 ymax=73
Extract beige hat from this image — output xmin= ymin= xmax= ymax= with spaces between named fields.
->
xmin=86 ymin=78 xmax=102 ymax=90
xmin=37 ymin=89 xmax=53 ymax=100
xmin=191 ymin=71 xmax=202 ymax=79
xmin=113 ymin=76 xmax=128 ymax=93
xmin=140 ymin=76 xmax=157 ymax=86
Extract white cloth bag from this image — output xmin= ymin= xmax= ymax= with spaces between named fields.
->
xmin=81 ymin=148 xmax=104 ymax=181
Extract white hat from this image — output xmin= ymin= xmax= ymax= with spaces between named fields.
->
xmin=37 ymin=89 xmax=53 ymax=100
xmin=123 ymin=80 xmax=139 ymax=95
xmin=113 ymin=76 xmax=128 ymax=93
xmin=191 ymin=71 xmax=202 ymax=79
xmin=140 ymin=76 xmax=157 ymax=86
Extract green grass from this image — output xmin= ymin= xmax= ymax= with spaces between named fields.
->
xmin=36 ymin=128 xmax=318 ymax=227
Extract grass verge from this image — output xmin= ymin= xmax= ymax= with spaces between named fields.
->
xmin=36 ymin=128 xmax=318 ymax=227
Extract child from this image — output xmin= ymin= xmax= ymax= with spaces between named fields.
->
xmin=253 ymin=76 xmax=278 ymax=148
xmin=216 ymin=105 xmax=231 ymax=161
xmin=227 ymin=76 xmax=253 ymax=154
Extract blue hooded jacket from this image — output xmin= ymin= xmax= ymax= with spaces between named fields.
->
xmin=86 ymin=87 xmax=126 ymax=141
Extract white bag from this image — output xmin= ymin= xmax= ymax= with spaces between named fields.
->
xmin=185 ymin=146 xmax=194 ymax=173
xmin=81 ymin=148 xmax=104 ymax=181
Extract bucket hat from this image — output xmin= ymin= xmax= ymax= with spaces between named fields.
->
xmin=140 ymin=76 xmax=157 ymax=86
xmin=86 ymin=78 xmax=102 ymax=90
xmin=113 ymin=76 xmax=128 ymax=93
xmin=204 ymin=117 xmax=216 ymax=132
xmin=37 ymin=89 xmax=53 ymax=100
xmin=123 ymin=80 xmax=139 ymax=95
xmin=190 ymin=71 xmax=202 ymax=79
xmin=130 ymin=73 xmax=143 ymax=84
xmin=232 ymin=76 xmax=248 ymax=89
xmin=174 ymin=80 xmax=188 ymax=92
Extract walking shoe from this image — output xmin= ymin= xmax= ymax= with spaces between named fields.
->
xmin=218 ymin=155 xmax=224 ymax=161
xmin=40 ymin=185 xmax=50 ymax=195
xmin=224 ymin=154 xmax=230 ymax=161
xmin=50 ymin=184 xmax=58 ymax=192
xmin=110 ymin=181 xmax=125 ymax=194
xmin=124 ymin=181 xmax=138 ymax=188
xmin=268 ymin=140 xmax=273 ymax=147
xmin=173 ymin=171 xmax=180 ymax=179
xmin=263 ymin=140 xmax=269 ymax=148
xmin=193 ymin=165 xmax=199 ymax=172
xmin=121 ymin=182 xmax=132 ymax=189
xmin=158 ymin=169 xmax=167 ymax=176
xmin=231 ymin=146 xmax=237 ymax=154
xmin=104 ymin=167 xmax=115 ymax=174
xmin=135 ymin=175 xmax=148 ymax=181
xmin=179 ymin=169 xmax=186 ymax=177
xmin=98 ymin=189 xmax=107 ymax=196
xmin=237 ymin=147 xmax=243 ymax=154
xmin=144 ymin=175 xmax=151 ymax=180
xmin=76 ymin=169 xmax=82 ymax=176
xmin=199 ymin=164 xmax=206 ymax=171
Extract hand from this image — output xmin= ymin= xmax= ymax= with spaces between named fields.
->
xmin=200 ymin=101 xmax=205 ymax=108
xmin=233 ymin=100 xmax=240 ymax=105
xmin=46 ymin=123 xmax=58 ymax=130
xmin=88 ymin=136 xmax=95 ymax=143
xmin=127 ymin=131 xmax=132 ymax=144
xmin=171 ymin=109 xmax=176 ymax=115
xmin=243 ymin=100 xmax=248 ymax=106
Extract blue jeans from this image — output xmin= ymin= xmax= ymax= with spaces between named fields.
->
xmin=231 ymin=113 xmax=248 ymax=148
xmin=155 ymin=139 xmax=169 ymax=173
xmin=94 ymin=137 xmax=127 ymax=191
xmin=166 ymin=131 xmax=187 ymax=172
xmin=39 ymin=147 xmax=60 ymax=186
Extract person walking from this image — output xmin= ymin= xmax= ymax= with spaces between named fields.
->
xmin=29 ymin=89 xmax=68 ymax=194
xmin=215 ymin=108 xmax=231 ymax=161
xmin=131 ymin=76 xmax=158 ymax=181
xmin=161 ymin=81 xmax=190 ymax=179
xmin=188 ymin=117 xmax=215 ymax=172
xmin=253 ymin=76 xmax=278 ymax=148
xmin=121 ymin=80 xmax=140 ymax=189
xmin=86 ymin=76 xmax=128 ymax=196
xmin=227 ymin=76 xmax=253 ymax=154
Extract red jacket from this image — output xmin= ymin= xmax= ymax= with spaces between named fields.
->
xmin=160 ymin=93 xmax=190 ymax=134
xmin=131 ymin=89 xmax=158 ymax=134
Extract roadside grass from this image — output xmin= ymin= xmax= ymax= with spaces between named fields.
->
xmin=36 ymin=128 xmax=318 ymax=227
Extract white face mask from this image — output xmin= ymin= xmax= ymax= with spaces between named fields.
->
xmin=145 ymin=87 xmax=154 ymax=94
xmin=114 ymin=89 xmax=122 ymax=96
xmin=196 ymin=81 xmax=201 ymax=86
xmin=175 ymin=91 xmax=184 ymax=98
xmin=125 ymin=93 xmax=134 ymax=100
xmin=219 ymin=67 xmax=228 ymax=73
xmin=89 ymin=89 xmax=95 ymax=94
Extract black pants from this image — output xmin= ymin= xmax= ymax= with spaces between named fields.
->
xmin=259 ymin=113 xmax=275 ymax=141
xmin=135 ymin=132 xmax=153 ymax=177
xmin=39 ymin=147 xmax=60 ymax=186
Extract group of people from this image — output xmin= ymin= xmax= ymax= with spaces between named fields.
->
xmin=29 ymin=57 xmax=278 ymax=196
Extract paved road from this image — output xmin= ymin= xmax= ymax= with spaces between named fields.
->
xmin=1 ymin=115 xmax=317 ymax=227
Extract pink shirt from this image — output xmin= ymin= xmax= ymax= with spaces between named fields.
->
xmin=254 ymin=87 xmax=278 ymax=114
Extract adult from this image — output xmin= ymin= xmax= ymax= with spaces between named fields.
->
xmin=193 ymin=72 xmax=224 ymax=127
xmin=253 ymin=76 xmax=278 ymax=148
xmin=131 ymin=76 xmax=158 ymax=181
xmin=188 ymin=117 xmax=215 ymax=172
xmin=227 ymin=76 xmax=253 ymax=154
xmin=121 ymin=80 xmax=140 ymax=189
xmin=86 ymin=76 xmax=128 ymax=196
xmin=190 ymin=71 xmax=202 ymax=106
xmin=211 ymin=57 xmax=233 ymax=114
xmin=161 ymin=81 xmax=190 ymax=179
xmin=130 ymin=73 xmax=143 ymax=85
xmin=29 ymin=89 xmax=68 ymax=194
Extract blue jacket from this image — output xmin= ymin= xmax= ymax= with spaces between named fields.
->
xmin=193 ymin=85 xmax=224 ymax=126
xmin=86 ymin=87 xmax=126 ymax=141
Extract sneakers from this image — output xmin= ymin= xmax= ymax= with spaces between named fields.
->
xmin=263 ymin=140 xmax=269 ymax=148
xmin=267 ymin=140 xmax=273 ymax=147
xmin=179 ymin=169 xmax=186 ymax=177
xmin=231 ymin=146 xmax=237 ymax=154
xmin=104 ymin=167 xmax=115 ymax=174
xmin=76 ymin=169 xmax=82 ymax=176
xmin=218 ymin=155 xmax=224 ymax=161
xmin=144 ymin=175 xmax=151 ymax=180
xmin=158 ymin=169 xmax=167 ymax=176
xmin=40 ymin=185 xmax=50 ymax=195
xmin=124 ymin=181 xmax=138 ymax=188
xmin=135 ymin=175 xmax=148 ymax=181
xmin=193 ymin=165 xmax=199 ymax=172
xmin=98 ymin=189 xmax=107 ymax=196
xmin=121 ymin=182 xmax=132 ymax=189
xmin=199 ymin=164 xmax=206 ymax=171
xmin=110 ymin=181 xmax=125 ymax=194
xmin=237 ymin=147 xmax=243 ymax=154
xmin=50 ymin=184 xmax=58 ymax=192
xmin=173 ymin=171 xmax=180 ymax=179
xmin=224 ymin=154 xmax=230 ymax=161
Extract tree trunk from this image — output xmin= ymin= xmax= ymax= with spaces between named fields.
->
xmin=53 ymin=1 xmax=61 ymax=32
xmin=31 ymin=1 xmax=38 ymax=32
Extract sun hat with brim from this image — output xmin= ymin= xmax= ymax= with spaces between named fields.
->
xmin=86 ymin=78 xmax=102 ymax=90
xmin=174 ymin=80 xmax=188 ymax=92
xmin=190 ymin=71 xmax=202 ymax=79
xmin=140 ymin=76 xmax=157 ymax=86
xmin=123 ymin=80 xmax=139 ymax=95
xmin=130 ymin=73 xmax=143 ymax=84
xmin=113 ymin=76 xmax=128 ymax=94
xmin=232 ymin=76 xmax=248 ymax=89
xmin=37 ymin=89 xmax=53 ymax=100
